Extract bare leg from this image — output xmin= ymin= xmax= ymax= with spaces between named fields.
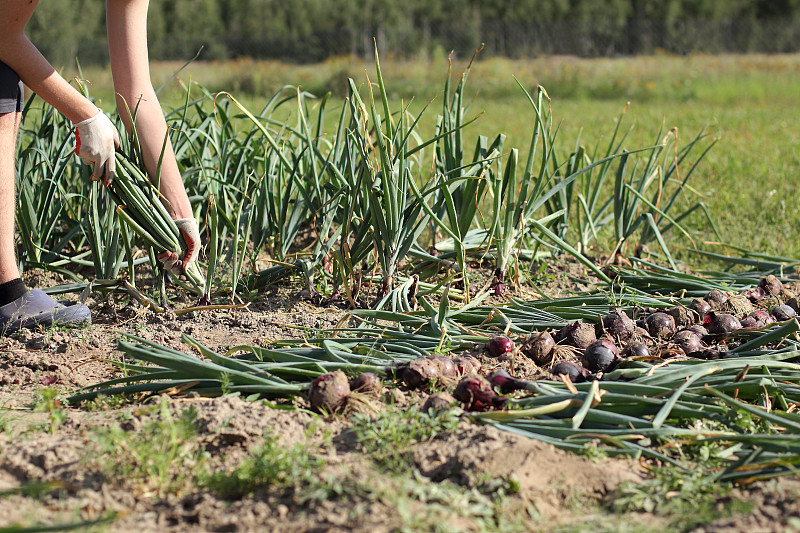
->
xmin=106 ymin=0 xmax=193 ymax=220
xmin=0 ymin=110 xmax=21 ymax=284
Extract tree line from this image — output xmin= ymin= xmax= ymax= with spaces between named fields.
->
xmin=28 ymin=0 xmax=800 ymax=66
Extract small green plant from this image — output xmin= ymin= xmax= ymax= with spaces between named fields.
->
xmin=80 ymin=393 xmax=131 ymax=412
xmin=92 ymin=398 xmax=205 ymax=497
xmin=386 ymin=471 xmax=529 ymax=533
xmin=608 ymin=465 xmax=754 ymax=531
xmin=31 ymin=387 xmax=67 ymax=434
xmin=202 ymin=432 xmax=324 ymax=499
xmin=350 ymin=405 xmax=460 ymax=473
xmin=0 ymin=406 xmax=13 ymax=434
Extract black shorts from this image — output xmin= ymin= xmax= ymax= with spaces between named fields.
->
xmin=0 ymin=61 xmax=24 ymax=114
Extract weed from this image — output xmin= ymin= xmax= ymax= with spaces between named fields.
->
xmin=387 ymin=471 xmax=530 ymax=533
xmin=30 ymin=387 xmax=67 ymax=434
xmin=92 ymin=397 xmax=206 ymax=497
xmin=608 ymin=465 xmax=755 ymax=532
xmin=0 ymin=407 xmax=13 ymax=434
xmin=81 ymin=393 xmax=131 ymax=412
xmin=202 ymin=432 xmax=323 ymax=499
xmin=349 ymin=405 xmax=460 ymax=473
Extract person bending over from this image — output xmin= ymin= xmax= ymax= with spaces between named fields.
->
xmin=0 ymin=0 xmax=200 ymax=333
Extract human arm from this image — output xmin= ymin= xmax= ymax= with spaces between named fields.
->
xmin=0 ymin=1 xmax=119 ymax=184
xmin=106 ymin=0 xmax=199 ymax=271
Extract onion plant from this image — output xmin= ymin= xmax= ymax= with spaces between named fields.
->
xmin=109 ymin=152 xmax=206 ymax=295
xmin=15 ymin=95 xmax=86 ymax=276
xmin=427 ymin=51 xmax=496 ymax=292
xmin=486 ymin=84 xmax=615 ymax=289
xmin=347 ymin=56 xmax=429 ymax=298
xmin=609 ymin=127 xmax=720 ymax=268
xmin=573 ymin=104 xmax=632 ymax=255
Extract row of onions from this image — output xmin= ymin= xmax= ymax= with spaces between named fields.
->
xmin=71 ymin=265 xmax=800 ymax=483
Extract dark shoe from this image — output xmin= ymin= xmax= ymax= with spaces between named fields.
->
xmin=0 ymin=289 xmax=91 ymax=335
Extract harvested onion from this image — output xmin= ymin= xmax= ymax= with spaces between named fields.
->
xmin=487 ymin=335 xmax=515 ymax=357
xmin=705 ymin=312 xmax=742 ymax=335
xmin=622 ymin=341 xmax=650 ymax=358
xmin=771 ymin=304 xmax=797 ymax=322
xmin=551 ymin=361 xmax=591 ymax=383
xmin=558 ymin=321 xmax=597 ymax=350
xmin=646 ymin=312 xmax=676 ymax=339
xmin=584 ymin=338 xmax=619 ymax=373
xmin=308 ymin=371 xmax=351 ymax=413
xmin=759 ymin=275 xmax=783 ymax=297
xmin=672 ymin=330 xmax=703 ymax=355
xmin=599 ymin=309 xmax=636 ymax=340
xmin=521 ymin=330 xmax=555 ymax=365
xmin=453 ymin=377 xmax=508 ymax=411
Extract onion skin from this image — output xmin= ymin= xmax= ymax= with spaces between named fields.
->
xmin=489 ymin=369 xmax=540 ymax=395
xmin=598 ymin=309 xmax=636 ymax=340
xmin=646 ymin=312 xmax=677 ymax=339
xmin=397 ymin=358 xmax=440 ymax=389
xmin=749 ymin=309 xmax=775 ymax=327
xmin=693 ymin=348 xmax=727 ymax=360
xmin=705 ymin=312 xmax=742 ymax=335
xmin=741 ymin=286 xmax=767 ymax=302
xmin=422 ymin=392 xmax=457 ymax=413
xmin=521 ymin=330 xmax=555 ymax=365
xmin=740 ymin=316 xmax=759 ymax=329
xmin=621 ymin=341 xmax=650 ymax=358
xmin=742 ymin=309 xmax=774 ymax=329
xmin=558 ymin=321 xmax=597 ymax=350
xmin=453 ymin=377 xmax=508 ymax=411
xmin=487 ymin=335 xmax=515 ymax=357
xmin=489 ymin=370 xmax=519 ymax=394
xmin=687 ymin=324 xmax=709 ymax=338
xmin=771 ymin=304 xmax=797 ymax=322
xmin=551 ymin=362 xmax=591 ymax=383
xmin=453 ymin=355 xmax=482 ymax=375
xmin=308 ymin=371 xmax=351 ymax=413
xmin=350 ymin=372 xmax=382 ymax=397
xmin=427 ymin=354 xmax=458 ymax=379
xmin=667 ymin=305 xmax=695 ymax=329
xmin=759 ymin=275 xmax=783 ymax=297
xmin=705 ymin=289 xmax=730 ymax=310
xmin=689 ymin=298 xmax=712 ymax=319
xmin=584 ymin=338 xmax=619 ymax=373
xmin=787 ymin=297 xmax=800 ymax=315
xmin=672 ymin=330 xmax=703 ymax=355
xmin=491 ymin=268 xmax=507 ymax=296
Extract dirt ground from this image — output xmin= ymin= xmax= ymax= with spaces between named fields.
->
xmin=1 ymin=265 xmax=800 ymax=532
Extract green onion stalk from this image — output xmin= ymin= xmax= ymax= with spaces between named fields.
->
xmin=109 ymin=153 xmax=206 ymax=296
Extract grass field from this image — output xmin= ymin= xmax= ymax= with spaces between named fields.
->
xmin=72 ymin=52 xmax=800 ymax=260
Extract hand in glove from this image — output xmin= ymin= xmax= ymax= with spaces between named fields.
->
xmin=74 ymin=109 xmax=121 ymax=186
xmin=157 ymin=217 xmax=201 ymax=274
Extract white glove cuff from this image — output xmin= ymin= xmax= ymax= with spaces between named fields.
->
xmin=175 ymin=217 xmax=197 ymax=229
xmin=74 ymin=109 xmax=104 ymax=128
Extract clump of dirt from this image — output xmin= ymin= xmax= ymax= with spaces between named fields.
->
xmin=412 ymin=422 xmax=642 ymax=516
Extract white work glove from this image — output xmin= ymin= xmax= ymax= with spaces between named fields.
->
xmin=74 ymin=109 xmax=121 ymax=187
xmin=158 ymin=217 xmax=201 ymax=274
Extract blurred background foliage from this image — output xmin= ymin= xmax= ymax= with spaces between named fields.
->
xmin=28 ymin=0 xmax=800 ymax=67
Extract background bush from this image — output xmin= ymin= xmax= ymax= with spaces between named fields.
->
xmin=29 ymin=0 xmax=800 ymax=67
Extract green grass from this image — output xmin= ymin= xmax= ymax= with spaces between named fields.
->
xmin=69 ymin=52 xmax=800 ymax=261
